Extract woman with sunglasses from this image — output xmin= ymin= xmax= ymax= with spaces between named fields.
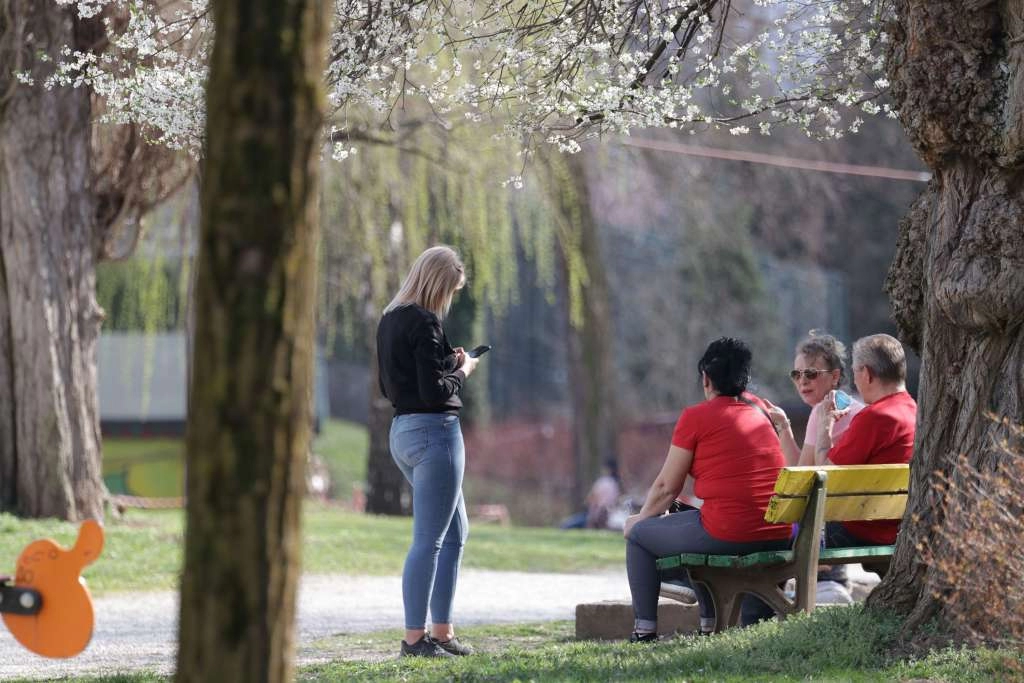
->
xmin=763 ymin=331 xmax=865 ymax=598
xmin=765 ymin=331 xmax=865 ymax=467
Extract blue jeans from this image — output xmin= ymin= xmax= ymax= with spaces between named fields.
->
xmin=627 ymin=510 xmax=790 ymax=630
xmin=390 ymin=413 xmax=469 ymax=630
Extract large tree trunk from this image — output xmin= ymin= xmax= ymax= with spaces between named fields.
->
xmin=0 ymin=1 xmax=104 ymax=520
xmin=869 ymin=1 xmax=1024 ymax=637
xmin=175 ymin=0 xmax=328 ymax=679
xmin=550 ymin=151 xmax=619 ymax=506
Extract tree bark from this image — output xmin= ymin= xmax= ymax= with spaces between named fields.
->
xmin=174 ymin=0 xmax=328 ymax=679
xmin=0 ymin=1 xmax=104 ymax=520
xmin=550 ymin=151 xmax=619 ymax=506
xmin=869 ymin=0 xmax=1024 ymax=637
xmin=365 ymin=205 xmax=409 ymax=515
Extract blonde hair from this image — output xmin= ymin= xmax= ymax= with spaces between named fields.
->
xmin=384 ymin=246 xmax=466 ymax=319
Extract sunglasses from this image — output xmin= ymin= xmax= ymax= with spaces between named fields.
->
xmin=789 ymin=368 xmax=834 ymax=381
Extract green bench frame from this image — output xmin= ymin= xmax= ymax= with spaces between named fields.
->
xmin=655 ymin=464 xmax=908 ymax=633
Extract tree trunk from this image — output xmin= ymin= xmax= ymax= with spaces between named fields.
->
xmin=0 ymin=1 xmax=104 ymax=520
xmin=869 ymin=1 xmax=1024 ymax=637
xmin=365 ymin=206 xmax=410 ymax=515
xmin=175 ymin=0 xmax=327 ymax=679
xmin=550 ymin=151 xmax=619 ymax=506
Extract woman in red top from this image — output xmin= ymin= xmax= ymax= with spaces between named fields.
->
xmin=623 ymin=338 xmax=792 ymax=640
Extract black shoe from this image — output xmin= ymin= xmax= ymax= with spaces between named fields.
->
xmin=433 ymin=636 xmax=474 ymax=656
xmin=629 ymin=631 xmax=658 ymax=643
xmin=400 ymin=635 xmax=456 ymax=658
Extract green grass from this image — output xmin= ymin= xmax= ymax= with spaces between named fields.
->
xmin=0 ymin=504 xmax=623 ymax=593
xmin=6 ymin=611 xmax=1021 ymax=682
xmin=100 ymin=419 xmax=368 ymax=501
xmin=298 ymin=608 xmax=1024 ymax=682
xmin=310 ymin=419 xmax=368 ymax=502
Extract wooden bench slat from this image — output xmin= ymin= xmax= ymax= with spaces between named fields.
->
xmin=656 ymin=552 xmax=709 ymax=570
xmin=766 ymin=493 xmax=908 ymax=524
xmin=655 ymin=544 xmax=896 ymax=572
xmin=774 ymin=465 xmax=909 ymax=496
xmin=819 ymin=545 xmax=895 ymax=561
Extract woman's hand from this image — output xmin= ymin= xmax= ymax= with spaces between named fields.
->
xmin=761 ymin=398 xmax=791 ymax=435
xmin=460 ymin=353 xmax=480 ymax=377
xmin=815 ymin=391 xmax=851 ymax=463
xmin=623 ymin=513 xmax=642 ymax=539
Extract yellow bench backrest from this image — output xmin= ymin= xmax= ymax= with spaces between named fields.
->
xmin=765 ymin=464 xmax=909 ymax=524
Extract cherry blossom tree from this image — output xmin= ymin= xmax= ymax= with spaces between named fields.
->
xmin=18 ymin=0 xmax=1024 ymax=638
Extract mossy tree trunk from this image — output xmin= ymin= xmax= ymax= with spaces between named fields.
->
xmin=550 ymin=151 xmax=619 ymax=506
xmin=868 ymin=1 xmax=1024 ymax=636
xmin=175 ymin=0 xmax=328 ymax=679
xmin=0 ymin=1 xmax=105 ymax=520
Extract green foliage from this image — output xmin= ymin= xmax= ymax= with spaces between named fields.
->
xmin=96 ymin=257 xmax=184 ymax=333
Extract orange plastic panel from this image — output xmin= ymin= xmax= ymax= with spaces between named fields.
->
xmin=3 ymin=519 xmax=104 ymax=658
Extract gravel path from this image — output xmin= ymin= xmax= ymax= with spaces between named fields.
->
xmin=0 ymin=569 xmax=629 ymax=680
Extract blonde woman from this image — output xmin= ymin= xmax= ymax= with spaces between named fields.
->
xmin=377 ymin=246 xmax=480 ymax=658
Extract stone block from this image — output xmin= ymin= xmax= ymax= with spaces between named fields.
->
xmin=575 ymin=599 xmax=699 ymax=640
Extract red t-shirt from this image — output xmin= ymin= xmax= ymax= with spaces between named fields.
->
xmin=828 ymin=391 xmax=917 ymax=544
xmin=671 ymin=393 xmax=791 ymax=542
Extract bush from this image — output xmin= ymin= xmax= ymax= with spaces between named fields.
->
xmin=924 ymin=416 xmax=1024 ymax=648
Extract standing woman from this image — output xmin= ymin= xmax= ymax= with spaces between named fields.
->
xmin=377 ymin=246 xmax=480 ymax=658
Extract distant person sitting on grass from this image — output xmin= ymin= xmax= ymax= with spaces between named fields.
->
xmin=815 ymin=333 xmax=916 ymax=557
xmin=560 ymin=460 xmax=622 ymax=530
xmin=622 ymin=337 xmax=792 ymax=640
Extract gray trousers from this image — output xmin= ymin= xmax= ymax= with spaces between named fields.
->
xmin=626 ymin=510 xmax=790 ymax=625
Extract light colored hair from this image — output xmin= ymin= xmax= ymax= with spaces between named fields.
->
xmin=384 ymin=245 xmax=465 ymax=319
xmin=796 ymin=330 xmax=848 ymax=386
xmin=853 ymin=334 xmax=906 ymax=384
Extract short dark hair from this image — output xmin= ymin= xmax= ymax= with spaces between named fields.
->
xmin=698 ymin=337 xmax=752 ymax=397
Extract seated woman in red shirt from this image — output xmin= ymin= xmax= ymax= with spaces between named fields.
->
xmin=623 ymin=337 xmax=792 ymax=640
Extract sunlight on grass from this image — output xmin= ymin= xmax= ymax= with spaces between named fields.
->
xmin=298 ymin=611 xmax=1024 ymax=683
xmin=0 ymin=503 xmax=624 ymax=594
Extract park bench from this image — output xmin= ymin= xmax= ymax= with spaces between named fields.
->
xmin=656 ymin=464 xmax=909 ymax=633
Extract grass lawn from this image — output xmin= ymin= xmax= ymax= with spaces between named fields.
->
xmin=298 ymin=609 xmax=1024 ymax=682
xmin=17 ymin=609 xmax=1022 ymax=682
xmin=0 ymin=503 xmax=624 ymax=594
xmin=101 ymin=418 xmax=369 ymax=502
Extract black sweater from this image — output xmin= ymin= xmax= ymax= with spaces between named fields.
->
xmin=376 ymin=304 xmax=465 ymax=415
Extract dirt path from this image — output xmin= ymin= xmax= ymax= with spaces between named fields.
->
xmin=0 ymin=569 xmax=629 ymax=681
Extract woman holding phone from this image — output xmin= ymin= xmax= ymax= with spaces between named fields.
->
xmin=762 ymin=331 xmax=865 ymax=596
xmin=376 ymin=245 xmax=480 ymax=658
xmin=763 ymin=331 xmax=864 ymax=466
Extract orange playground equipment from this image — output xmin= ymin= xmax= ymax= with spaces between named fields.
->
xmin=1 ymin=520 xmax=104 ymax=658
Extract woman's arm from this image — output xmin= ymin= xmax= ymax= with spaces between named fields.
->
xmin=797 ymin=442 xmax=817 ymax=466
xmin=762 ymin=399 xmax=799 ymax=465
xmin=623 ymin=445 xmax=694 ymax=537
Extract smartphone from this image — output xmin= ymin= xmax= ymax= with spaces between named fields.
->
xmin=468 ymin=344 xmax=492 ymax=358
xmin=834 ymin=390 xmax=852 ymax=410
